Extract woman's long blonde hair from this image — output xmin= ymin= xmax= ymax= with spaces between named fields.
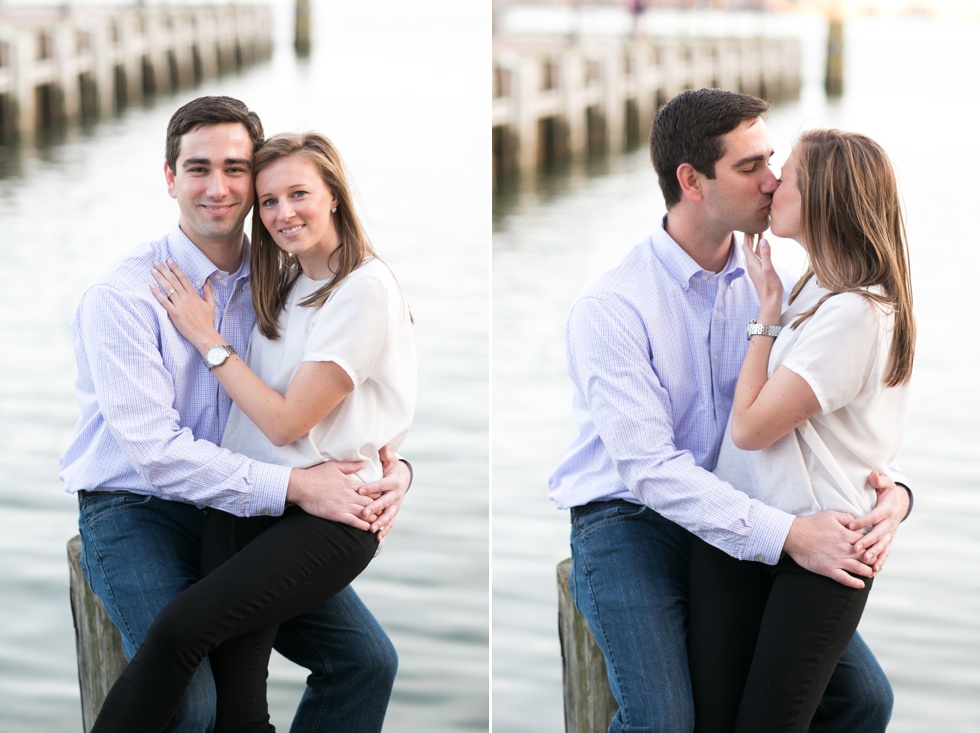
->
xmin=250 ymin=132 xmax=379 ymax=340
xmin=788 ymin=129 xmax=915 ymax=387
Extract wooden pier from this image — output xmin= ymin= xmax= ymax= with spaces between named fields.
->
xmin=493 ymin=35 xmax=802 ymax=179
xmin=0 ymin=4 xmax=272 ymax=145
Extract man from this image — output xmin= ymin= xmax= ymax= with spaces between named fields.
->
xmin=60 ymin=96 xmax=411 ymax=732
xmin=548 ymin=88 xmax=911 ymax=732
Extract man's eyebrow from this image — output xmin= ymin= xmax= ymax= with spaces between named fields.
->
xmin=181 ymin=157 xmax=252 ymax=169
xmin=730 ymin=152 xmax=772 ymax=169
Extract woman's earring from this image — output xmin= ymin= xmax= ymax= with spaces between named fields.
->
xmin=331 ymin=207 xmax=337 ymax=213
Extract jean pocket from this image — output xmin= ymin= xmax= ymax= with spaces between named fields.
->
xmin=79 ymin=491 xmax=154 ymax=526
xmin=572 ymin=500 xmax=646 ymax=538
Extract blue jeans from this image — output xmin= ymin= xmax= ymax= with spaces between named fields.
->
xmin=78 ymin=491 xmax=397 ymax=733
xmin=568 ymin=500 xmax=893 ymax=733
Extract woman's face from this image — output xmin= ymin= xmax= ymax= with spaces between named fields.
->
xmin=256 ymin=154 xmax=340 ymax=280
xmin=770 ymin=147 xmax=803 ymax=243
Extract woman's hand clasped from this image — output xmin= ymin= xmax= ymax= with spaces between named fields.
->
xmin=150 ymin=259 xmax=222 ymax=353
xmin=358 ymin=446 xmax=411 ymax=541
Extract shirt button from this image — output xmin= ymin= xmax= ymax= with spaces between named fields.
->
xmin=756 ymin=555 xmax=765 ymax=562
xmin=262 ymin=509 xmax=271 ymax=516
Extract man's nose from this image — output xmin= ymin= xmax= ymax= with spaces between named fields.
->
xmin=207 ymin=172 xmax=231 ymax=198
xmin=761 ymin=168 xmax=778 ymax=194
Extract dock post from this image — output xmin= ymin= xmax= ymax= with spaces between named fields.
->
xmin=88 ymin=17 xmax=116 ymax=120
xmin=53 ymin=20 xmax=79 ymax=126
xmin=561 ymin=50 xmax=586 ymax=158
xmin=825 ymin=16 xmax=844 ymax=97
xmin=514 ymin=55 xmax=539 ymax=174
xmin=11 ymin=28 xmax=37 ymax=145
xmin=557 ymin=558 xmax=618 ymax=733
xmin=192 ymin=9 xmax=219 ymax=80
xmin=295 ymin=0 xmax=311 ymax=57
xmin=601 ymin=48 xmax=624 ymax=156
xmin=67 ymin=535 xmax=127 ymax=732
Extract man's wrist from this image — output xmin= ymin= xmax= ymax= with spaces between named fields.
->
xmin=897 ymin=482 xmax=913 ymax=522
xmin=399 ymin=458 xmax=414 ymax=489
xmin=284 ymin=467 xmax=308 ymax=507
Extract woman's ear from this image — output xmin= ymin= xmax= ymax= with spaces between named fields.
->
xmin=676 ymin=163 xmax=703 ymax=203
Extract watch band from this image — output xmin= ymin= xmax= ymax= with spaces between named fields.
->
xmin=746 ymin=320 xmax=782 ymax=340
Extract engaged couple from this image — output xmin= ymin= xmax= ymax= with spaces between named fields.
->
xmin=61 ymin=96 xmax=417 ymax=732
xmin=549 ymin=88 xmax=915 ymax=732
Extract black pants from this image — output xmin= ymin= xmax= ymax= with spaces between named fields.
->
xmin=688 ymin=538 xmax=873 ymax=733
xmin=92 ymin=506 xmax=377 ymax=733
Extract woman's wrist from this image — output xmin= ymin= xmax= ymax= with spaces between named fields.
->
xmin=196 ymin=333 xmax=225 ymax=356
xmin=757 ymin=310 xmax=781 ymax=325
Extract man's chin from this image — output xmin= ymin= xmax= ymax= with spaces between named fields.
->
xmin=742 ymin=216 xmax=770 ymax=236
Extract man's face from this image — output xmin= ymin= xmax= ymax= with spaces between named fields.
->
xmin=164 ymin=123 xmax=255 ymax=250
xmin=699 ymin=118 xmax=778 ymax=236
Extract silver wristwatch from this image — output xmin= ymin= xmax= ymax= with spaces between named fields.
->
xmin=205 ymin=344 xmax=237 ymax=370
xmin=746 ymin=320 xmax=782 ymax=341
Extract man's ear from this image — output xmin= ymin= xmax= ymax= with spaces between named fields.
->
xmin=164 ymin=161 xmax=177 ymax=200
xmin=676 ymin=163 xmax=703 ymax=203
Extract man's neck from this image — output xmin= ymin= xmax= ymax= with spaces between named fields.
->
xmin=184 ymin=230 xmax=245 ymax=274
xmin=663 ymin=209 xmax=733 ymax=274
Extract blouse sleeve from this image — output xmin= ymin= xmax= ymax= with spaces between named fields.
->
xmin=780 ymin=292 xmax=886 ymax=414
xmin=304 ymin=268 xmax=392 ymax=386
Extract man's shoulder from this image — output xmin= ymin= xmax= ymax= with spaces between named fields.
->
xmin=575 ymin=236 xmax=663 ymax=303
xmin=84 ymin=236 xmax=169 ymax=293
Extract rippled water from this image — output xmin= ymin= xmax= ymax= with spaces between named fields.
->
xmin=493 ymin=10 xmax=980 ymax=733
xmin=0 ymin=1 xmax=489 ymax=730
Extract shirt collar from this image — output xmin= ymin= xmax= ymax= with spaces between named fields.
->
xmin=166 ymin=224 xmax=252 ymax=288
xmin=650 ymin=215 xmax=746 ymax=291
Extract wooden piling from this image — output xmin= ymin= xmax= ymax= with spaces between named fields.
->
xmin=67 ymin=535 xmax=127 ymax=732
xmin=493 ymin=35 xmax=802 ymax=181
xmin=825 ymin=17 xmax=844 ymax=97
xmin=557 ymin=558 xmax=618 ymax=733
xmin=0 ymin=4 xmax=273 ymax=145
xmin=295 ymin=0 xmax=311 ymax=58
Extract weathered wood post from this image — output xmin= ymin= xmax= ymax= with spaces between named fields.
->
xmin=825 ymin=15 xmax=844 ymax=97
xmin=67 ymin=535 xmax=127 ymax=732
xmin=294 ymin=0 xmax=311 ymax=57
xmin=557 ymin=558 xmax=618 ymax=733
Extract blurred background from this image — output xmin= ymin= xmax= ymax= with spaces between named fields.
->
xmin=0 ymin=1 xmax=489 ymax=731
xmin=493 ymin=1 xmax=980 ymax=732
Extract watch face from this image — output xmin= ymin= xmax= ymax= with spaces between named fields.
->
xmin=207 ymin=347 xmax=226 ymax=366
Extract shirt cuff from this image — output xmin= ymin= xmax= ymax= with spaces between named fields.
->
xmin=247 ymin=462 xmax=291 ymax=517
xmin=741 ymin=503 xmax=796 ymax=565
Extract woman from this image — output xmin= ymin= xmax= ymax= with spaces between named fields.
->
xmin=687 ymin=129 xmax=915 ymax=732
xmin=92 ymin=132 xmax=417 ymax=732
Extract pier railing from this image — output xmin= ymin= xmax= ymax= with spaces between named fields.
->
xmin=0 ymin=4 xmax=272 ymax=144
xmin=493 ymin=35 xmax=801 ymax=179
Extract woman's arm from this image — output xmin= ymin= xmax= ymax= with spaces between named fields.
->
xmin=731 ymin=235 xmax=822 ymax=451
xmin=151 ymin=259 xmax=352 ymax=446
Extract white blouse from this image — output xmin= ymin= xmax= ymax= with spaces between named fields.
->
xmin=714 ymin=278 xmax=910 ymax=518
xmin=221 ymin=259 xmax=417 ymax=483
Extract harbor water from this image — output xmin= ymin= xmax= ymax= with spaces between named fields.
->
xmin=0 ymin=1 xmax=489 ymax=730
xmin=494 ymin=9 xmax=980 ymax=733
